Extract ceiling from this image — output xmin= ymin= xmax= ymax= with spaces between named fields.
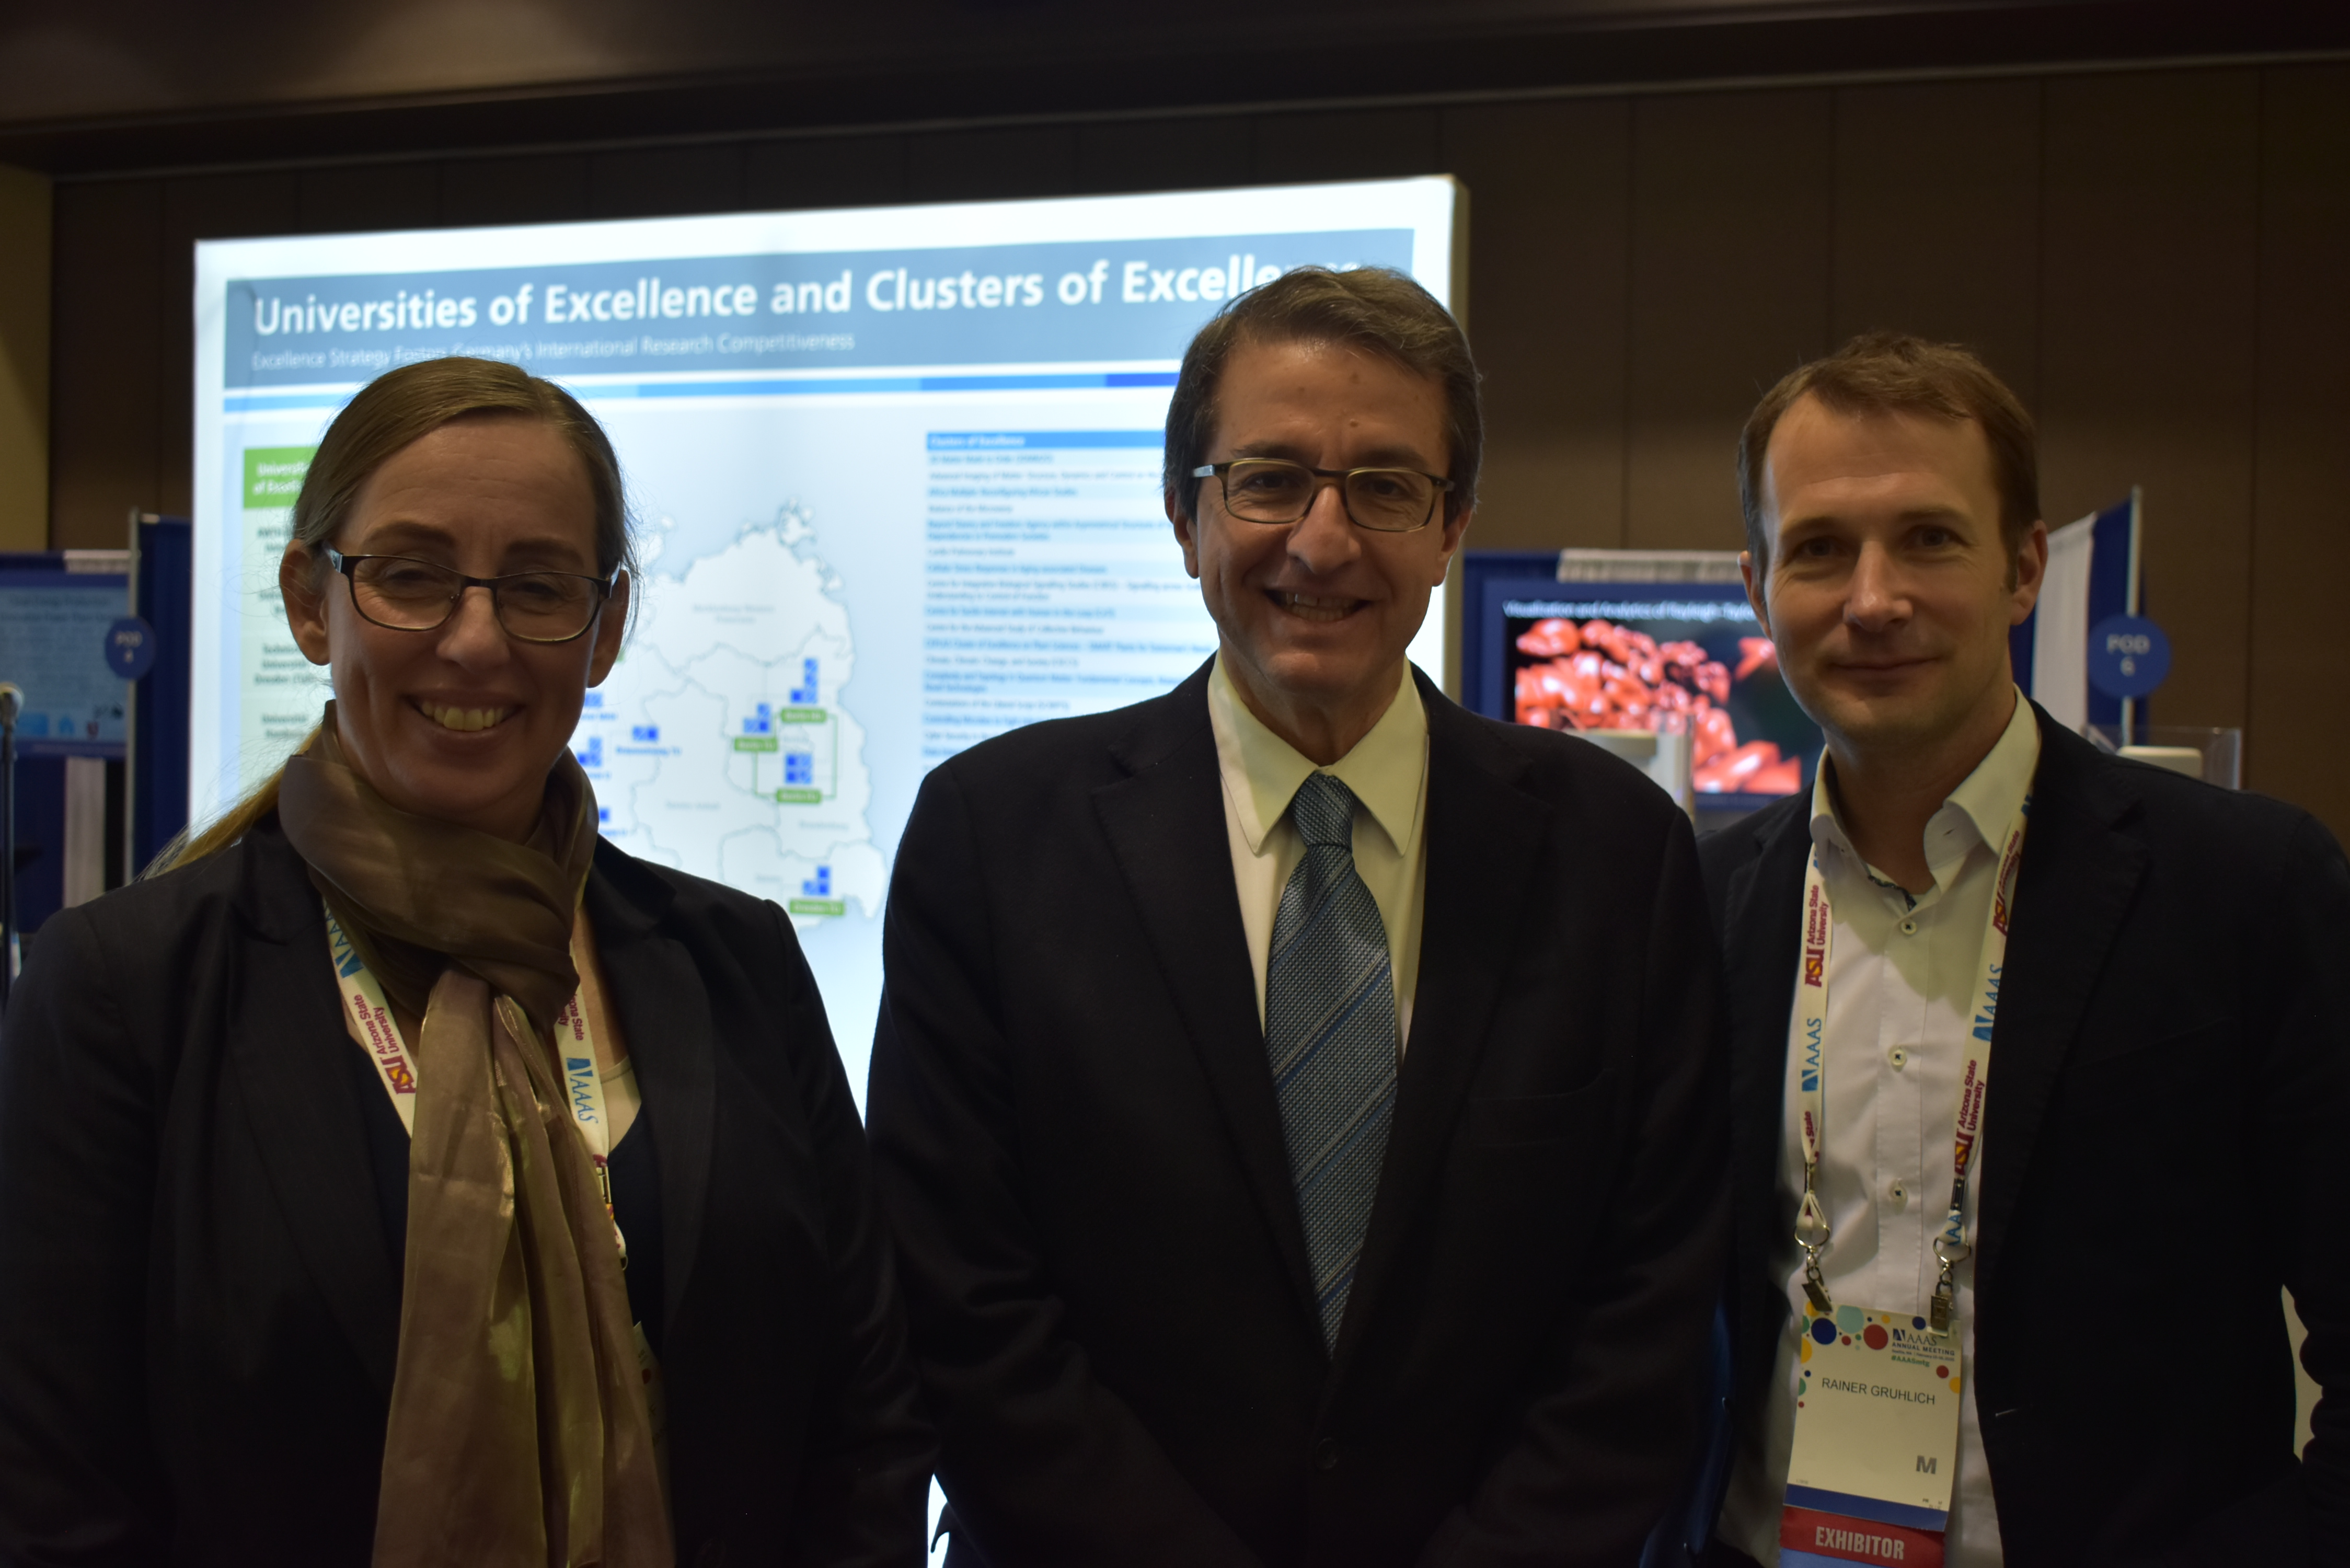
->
xmin=4 ymin=0 xmax=2342 ymax=176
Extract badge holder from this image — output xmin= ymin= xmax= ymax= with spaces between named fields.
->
xmin=1780 ymin=1299 xmax=1961 ymax=1568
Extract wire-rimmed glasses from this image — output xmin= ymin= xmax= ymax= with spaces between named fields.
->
xmin=324 ymin=547 xmax=614 ymax=644
xmin=1191 ymin=458 xmax=1454 ymax=534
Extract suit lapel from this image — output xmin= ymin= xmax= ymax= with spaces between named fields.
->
xmin=583 ymin=851 xmax=715 ymax=1333
xmin=1973 ymin=716 xmax=2145 ymax=1307
xmin=1091 ymin=672 xmax=1321 ymax=1336
xmin=223 ymin=828 xmax=402 ymax=1398
xmin=1718 ymin=797 xmax=1810 ymax=1400
xmin=1337 ymin=684 xmax=1548 ymax=1373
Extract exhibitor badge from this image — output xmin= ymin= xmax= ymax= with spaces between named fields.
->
xmin=1780 ymin=1300 xmax=1961 ymax=1567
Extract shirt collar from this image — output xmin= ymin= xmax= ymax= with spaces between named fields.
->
xmin=1810 ymin=688 xmax=2041 ymax=898
xmin=1207 ymin=653 xmax=1429 ymax=857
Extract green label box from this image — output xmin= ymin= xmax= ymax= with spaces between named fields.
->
xmin=244 ymin=447 xmax=318 ymax=509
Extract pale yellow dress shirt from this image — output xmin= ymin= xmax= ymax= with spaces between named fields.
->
xmin=1205 ymin=653 xmax=1431 ymax=1049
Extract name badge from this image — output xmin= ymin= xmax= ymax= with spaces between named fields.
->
xmin=1780 ymin=1299 xmax=1961 ymax=1566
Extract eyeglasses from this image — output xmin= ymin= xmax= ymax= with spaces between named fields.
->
xmin=1192 ymin=458 xmax=1454 ymax=534
xmin=324 ymin=548 xmax=614 ymax=644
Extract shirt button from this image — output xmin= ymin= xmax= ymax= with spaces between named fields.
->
xmin=1889 ymin=1182 xmax=1909 ymax=1208
xmin=1888 ymin=1046 xmax=1909 ymax=1070
xmin=1900 ymin=918 xmax=1919 ymax=936
xmin=1313 ymin=1438 xmax=1340 ymax=1472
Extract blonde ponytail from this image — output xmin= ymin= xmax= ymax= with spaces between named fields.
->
xmin=142 ymin=725 xmax=318 ymax=879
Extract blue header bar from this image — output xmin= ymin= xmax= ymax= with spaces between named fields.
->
xmin=224 ymin=230 xmax=1412 ymax=389
xmin=222 ymin=369 xmax=1182 ymax=415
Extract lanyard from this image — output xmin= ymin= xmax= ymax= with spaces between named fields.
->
xmin=327 ymin=913 xmax=627 ymax=1268
xmin=1792 ymin=800 xmax=2028 ymax=1331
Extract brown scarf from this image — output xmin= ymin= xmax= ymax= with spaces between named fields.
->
xmin=279 ymin=706 xmax=671 ymax=1568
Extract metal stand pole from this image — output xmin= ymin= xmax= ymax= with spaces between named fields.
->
xmin=125 ymin=507 xmax=143 ymax=886
xmin=1 ymin=682 xmax=21 ymax=1012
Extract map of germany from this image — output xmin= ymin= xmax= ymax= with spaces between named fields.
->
xmin=574 ymin=503 xmax=885 ymax=931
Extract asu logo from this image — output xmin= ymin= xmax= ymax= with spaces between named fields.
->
xmin=1803 ymin=948 xmax=1826 ymax=987
xmin=1991 ymin=892 xmax=2011 ymax=935
xmin=384 ymin=1059 xmax=417 ymax=1095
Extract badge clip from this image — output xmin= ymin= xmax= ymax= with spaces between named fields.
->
xmin=1929 ymin=1238 xmax=1969 ymax=1333
xmin=1796 ymin=1179 xmax=1833 ymax=1315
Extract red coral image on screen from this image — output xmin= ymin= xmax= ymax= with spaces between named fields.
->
xmin=1513 ymin=618 xmax=1803 ymax=795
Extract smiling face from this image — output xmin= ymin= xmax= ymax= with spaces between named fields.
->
xmin=282 ymin=415 xmax=629 ymax=841
xmin=1744 ymin=394 xmax=2046 ymax=772
xmin=1171 ymin=336 xmax=1469 ymax=762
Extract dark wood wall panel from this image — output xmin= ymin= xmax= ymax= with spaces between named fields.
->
xmin=2037 ymin=69 xmax=2261 ymax=733
xmin=440 ymin=154 xmax=592 ymax=229
xmin=297 ymin=162 xmax=439 ymax=236
xmin=589 ymin=145 xmax=747 ymax=221
xmin=40 ymin=62 xmax=2350 ymax=830
xmin=905 ymin=125 xmax=1079 ymax=204
xmin=1625 ymin=90 xmax=1833 ymax=553
xmin=2250 ymin=65 xmax=2350 ymax=832
xmin=1440 ymin=98 xmax=1630 ymax=551
xmin=743 ymin=135 xmax=908 ymax=212
xmin=1252 ymin=108 xmax=1444 ymax=186
xmin=49 ymin=179 xmax=162 ymax=550
xmin=1074 ymin=117 xmax=1254 ymax=197
xmin=1829 ymin=78 xmax=2042 ymax=404
xmin=156 ymin=171 xmax=298 ymax=518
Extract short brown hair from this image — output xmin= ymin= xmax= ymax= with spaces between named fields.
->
xmin=1737 ymin=331 xmax=2038 ymax=570
xmin=1164 ymin=266 xmax=1482 ymax=523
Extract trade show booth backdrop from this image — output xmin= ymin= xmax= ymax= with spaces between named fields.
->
xmin=36 ymin=61 xmax=2350 ymax=844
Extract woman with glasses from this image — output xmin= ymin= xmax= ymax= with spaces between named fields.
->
xmin=0 ymin=357 xmax=932 ymax=1567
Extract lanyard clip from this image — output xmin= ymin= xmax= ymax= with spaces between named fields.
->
xmin=1929 ymin=1237 xmax=1969 ymax=1333
xmin=1795 ymin=1176 xmax=1833 ymax=1315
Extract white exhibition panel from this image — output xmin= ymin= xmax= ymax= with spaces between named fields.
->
xmin=191 ymin=178 xmax=1460 ymax=1096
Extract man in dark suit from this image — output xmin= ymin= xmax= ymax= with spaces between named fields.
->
xmin=1700 ymin=332 xmax=2349 ymax=1567
xmin=867 ymin=266 xmax=1727 ymax=1566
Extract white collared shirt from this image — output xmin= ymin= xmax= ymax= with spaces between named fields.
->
xmin=1205 ymin=653 xmax=1431 ymax=1047
xmin=1718 ymin=690 xmax=2041 ymax=1568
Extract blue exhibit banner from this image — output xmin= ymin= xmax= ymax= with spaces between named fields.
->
xmin=223 ymin=229 xmax=1412 ymax=387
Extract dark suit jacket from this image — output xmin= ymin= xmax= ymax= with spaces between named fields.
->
xmin=866 ymin=663 xmax=1729 ymax=1568
xmin=1699 ymin=706 xmax=2350 ymax=1567
xmin=0 ymin=817 xmax=933 ymax=1568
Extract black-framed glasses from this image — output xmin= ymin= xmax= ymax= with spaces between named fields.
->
xmin=324 ymin=548 xmax=614 ymax=644
xmin=1192 ymin=458 xmax=1455 ymax=534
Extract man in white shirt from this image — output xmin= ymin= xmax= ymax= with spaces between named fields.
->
xmin=871 ymin=264 xmax=1728 ymax=1566
xmin=1700 ymin=332 xmax=2350 ymax=1567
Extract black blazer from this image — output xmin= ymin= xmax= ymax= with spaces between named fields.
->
xmin=866 ymin=663 xmax=1729 ymax=1568
xmin=1699 ymin=706 xmax=2350 ymax=1566
xmin=0 ymin=817 xmax=933 ymax=1568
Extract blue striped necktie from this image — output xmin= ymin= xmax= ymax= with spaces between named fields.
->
xmin=1265 ymin=771 xmax=1399 ymax=1353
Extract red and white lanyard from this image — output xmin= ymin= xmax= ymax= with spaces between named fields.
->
xmin=1792 ymin=801 xmax=2028 ymax=1331
xmin=326 ymin=914 xmax=627 ymax=1266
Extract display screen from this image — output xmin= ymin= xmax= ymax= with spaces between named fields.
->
xmin=0 ymin=570 xmax=129 ymax=758
xmin=192 ymin=179 xmax=1459 ymax=1086
xmin=1464 ymin=556 xmax=1818 ymax=805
